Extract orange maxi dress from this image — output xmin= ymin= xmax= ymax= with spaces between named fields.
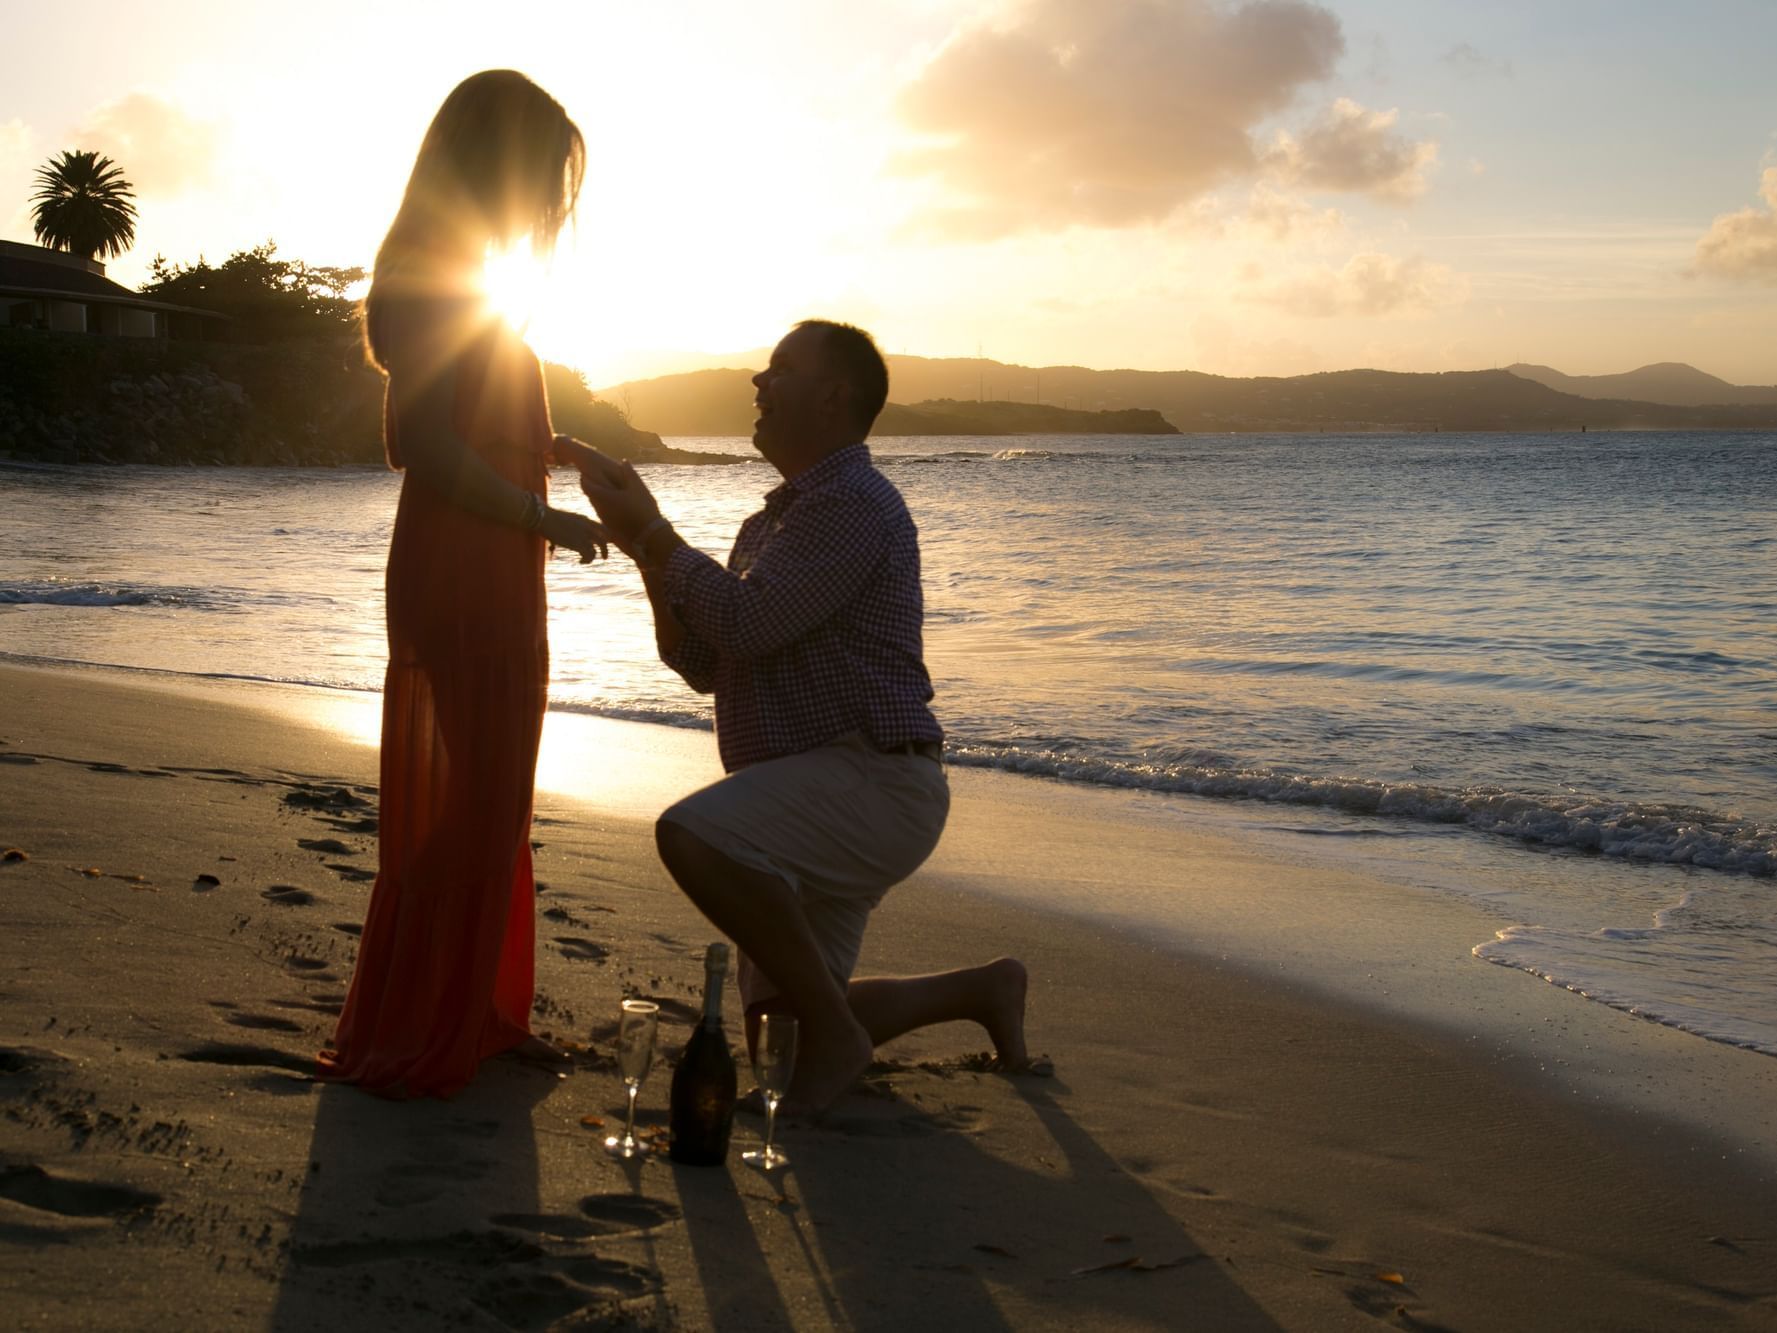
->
xmin=319 ymin=306 xmax=552 ymax=1098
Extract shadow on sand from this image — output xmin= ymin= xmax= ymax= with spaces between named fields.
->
xmin=676 ymin=1069 xmax=1282 ymax=1331
xmin=268 ymin=1065 xmax=665 ymax=1331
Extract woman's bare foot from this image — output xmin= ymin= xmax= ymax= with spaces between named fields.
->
xmin=786 ymin=1017 xmax=875 ymax=1114
xmin=510 ymin=1034 xmax=573 ymax=1070
xmin=980 ymin=957 xmax=1030 ymax=1070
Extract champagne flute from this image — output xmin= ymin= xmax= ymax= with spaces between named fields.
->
xmin=606 ymin=999 xmax=659 ymax=1158
xmin=741 ymin=1013 xmax=798 ymax=1170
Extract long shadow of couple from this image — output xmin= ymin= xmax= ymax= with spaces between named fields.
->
xmin=267 ymin=1064 xmax=672 ymax=1331
xmin=271 ymin=1062 xmax=1279 ymax=1330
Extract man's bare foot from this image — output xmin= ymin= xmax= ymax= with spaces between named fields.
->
xmin=980 ymin=957 xmax=1030 ymax=1070
xmin=785 ymin=1018 xmax=874 ymax=1114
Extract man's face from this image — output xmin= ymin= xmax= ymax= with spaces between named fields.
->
xmin=751 ymin=325 xmax=841 ymax=461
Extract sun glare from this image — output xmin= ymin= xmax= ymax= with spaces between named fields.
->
xmin=481 ymin=241 xmax=547 ymax=334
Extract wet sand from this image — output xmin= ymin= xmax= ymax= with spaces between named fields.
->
xmin=1 ymin=663 xmax=1773 ymax=1330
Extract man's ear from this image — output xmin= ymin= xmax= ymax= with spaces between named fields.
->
xmin=821 ymin=377 xmax=852 ymax=423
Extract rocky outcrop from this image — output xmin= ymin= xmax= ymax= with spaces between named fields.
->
xmin=0 ymin=330 xmax=738 ymax=467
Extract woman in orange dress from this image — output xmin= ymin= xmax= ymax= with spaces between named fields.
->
xmin=318 ymin=70 xmax=606 ymax=1098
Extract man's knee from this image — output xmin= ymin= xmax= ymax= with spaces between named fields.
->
xmin=654 ymin=814 xmax=704 ymax=882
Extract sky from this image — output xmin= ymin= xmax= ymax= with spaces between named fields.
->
xmin=2 ymin=0 xmax=1775 ymax=387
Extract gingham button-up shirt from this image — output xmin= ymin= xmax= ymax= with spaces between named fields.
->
xmin=659 ymin=443 xmax=943 ymax=772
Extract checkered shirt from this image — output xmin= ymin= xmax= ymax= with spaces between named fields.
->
xmin=659 ymin=443 xmax=943 ymax=772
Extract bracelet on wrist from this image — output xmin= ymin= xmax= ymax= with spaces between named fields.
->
xmin=521 ymin=492 xmax=546 ymax=534
xmin=634 ymin=515 xmax=672 ymax=566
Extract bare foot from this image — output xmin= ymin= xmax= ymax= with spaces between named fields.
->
xmin=786 ymin=1018 xmax=874 ymax=1114
xmin=980 ymin=957 xmax=1030 ymax=1070
xmin=510 ymin=1034 xmax=572 ymax=1070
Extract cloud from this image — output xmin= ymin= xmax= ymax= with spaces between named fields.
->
xmin=1690 ymin=167 xmax=1777 ymax=284
xmin=1239 ymin=183 xmax=1345 ymax=243
xmin=1244 ymin=251 xmax=1469 ymax=316
xmin=894 ymin=0 xmax=1345 ymax=239
xmin=1263 ymin=98 xmax=1437 ymax=202
xmin=1441 ymin=42 xmax=1512 ymax=78
xmin=0 ymin=118 xmax=38 ymax=235
xmin=74 ymin=93 xmax=220 ymax=196
xmin=0 ymin=118 xmax=31 ymax=159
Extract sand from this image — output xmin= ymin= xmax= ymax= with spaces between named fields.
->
xmin=2 ymin=662 xmax=1774 ymax=1331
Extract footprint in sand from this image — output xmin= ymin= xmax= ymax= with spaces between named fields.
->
xmin=0 ymin=1163 xmax=161 ymax=1219
xmin=177 ymin=1042 xmax=314 ymax=1076
xmin=296 ymin=1229 xmax=657 ymax=1313
xmin=262 ymin=885 xmax=319 ymax=906
xmin=330 ymin=921 xmax=363 ymax=937
xmin=374 ymin=1157 xmax=494 ymax=1208
xmin=282 ymin=786 xmax=370 ymax=813
xmin=242 ymin=1071 xmax=316 ymax=1096
xmin=324 ymin=862 xmax=375 ymax=883
xmin=474 ymin=1260 xmax=656 ymax=1329
xmin=0 ymin=1046 xmax=70 ymax=1079
xmin=224 ymin=1013 xmax=306 ymax=1034
xmin=552 ymin=936 xmax=609 ymax=963
xmin=491 ymin=1196 xmax=681 ymax=1241
xmin=296 ymin=838 xmax=356 ymax=855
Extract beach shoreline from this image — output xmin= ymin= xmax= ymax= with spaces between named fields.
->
xmin=3 ymin=662 xmax=1773 ymax=1330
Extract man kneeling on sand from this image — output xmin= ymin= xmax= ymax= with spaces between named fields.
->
xmin=569 ymin=320 xmax=1027 ymax=1113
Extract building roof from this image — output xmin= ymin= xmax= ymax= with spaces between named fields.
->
xmin=0 ymin=240 xmax=225 ymax=319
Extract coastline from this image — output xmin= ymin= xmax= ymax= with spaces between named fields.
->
xmin=2 ymin=662 xmax=1773 ymax=1330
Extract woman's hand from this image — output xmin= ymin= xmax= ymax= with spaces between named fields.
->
xmin=539 ymin=507 xmax=609 ymax=563
xmin=551 ymin=435 xmax=626 ymax=487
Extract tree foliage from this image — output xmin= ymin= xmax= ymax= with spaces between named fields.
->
xmin=541 ymin=359 xmax=636 ymax=443
xmin=31 ymin=150 xmax=138 ymax=261
xmin=140 ymin=242 xmax=365 ymax=343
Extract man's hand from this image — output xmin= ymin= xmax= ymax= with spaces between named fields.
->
xmin=551 ymin=435 xmax=626 ymax=486
xmin=540 ymin=508 xmax=609 ymax=564
xmin=580 ymin=457 xmax=662 ymax=557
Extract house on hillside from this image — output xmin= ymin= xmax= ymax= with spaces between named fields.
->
xmin=0 ymin=240 xmax=223 ymax=339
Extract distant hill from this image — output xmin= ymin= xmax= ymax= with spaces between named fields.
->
xmin=603 ymin=356 xmax=1777 ymax=436
xmin=876 ymin=399 xmax=1176 ymax=435
xmin=1506 ymin=362 xmax=1777 ymax=407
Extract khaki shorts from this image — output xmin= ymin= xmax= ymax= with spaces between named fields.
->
xmin=659 ymin=732 xmax=949 ymax=1009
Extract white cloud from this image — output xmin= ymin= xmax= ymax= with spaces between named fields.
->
xmin=1691 ymin=167 xmax=1777 ymax=284
xmin=1244 ymin=251 xmax=1469 ymax=317
xmin=1263 ymin=98 xmax=1437 ymax=202
xmin=1239 ymin=182 xmax=1346 ymax=244
xmin=893 ymin=0 xmax=1345 ymax=239
xmin=75 ymin=92 xmax=220 ymax=197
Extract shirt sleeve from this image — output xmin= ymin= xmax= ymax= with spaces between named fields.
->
xmin=663 ymin=489 xmax=888 ymax=660
xmin=660 ymin=624 xmax=718 ymax=694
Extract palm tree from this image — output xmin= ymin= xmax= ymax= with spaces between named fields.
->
xmin=30 ymin=150 xmax=138 ymax=262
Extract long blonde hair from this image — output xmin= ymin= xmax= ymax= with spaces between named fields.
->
xmin=365 ymin=69 xmax=585 ymax=370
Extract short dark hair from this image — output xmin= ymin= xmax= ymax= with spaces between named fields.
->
xmin=797 ymin=319 xmax=889 ymax=433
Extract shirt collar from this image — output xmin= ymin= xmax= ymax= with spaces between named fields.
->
xmin=764 ymin=442 xmax=872 ymax=506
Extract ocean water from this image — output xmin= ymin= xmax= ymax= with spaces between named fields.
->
xmin=2 ymin=431 xmax=1773 ymax=1053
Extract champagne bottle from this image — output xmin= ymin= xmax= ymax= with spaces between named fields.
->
xmin=669 ymin=941 xmax=737 ymax=1165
